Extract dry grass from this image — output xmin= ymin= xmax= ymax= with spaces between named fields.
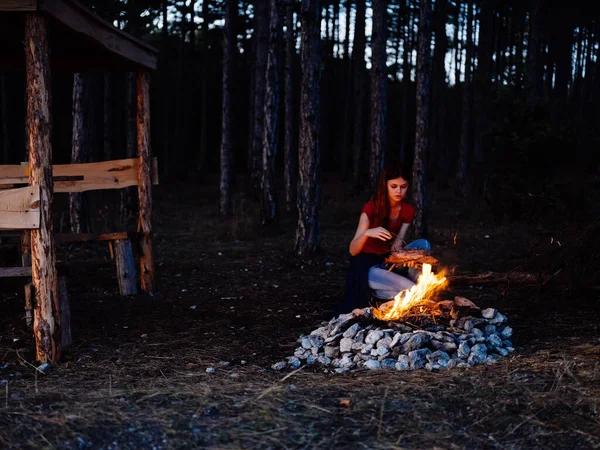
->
xmin=1 ymin=174 xmax=599 ymax=449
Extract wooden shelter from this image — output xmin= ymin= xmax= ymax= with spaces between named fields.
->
xmin=0 ymin=0 xmax=158 ymax=364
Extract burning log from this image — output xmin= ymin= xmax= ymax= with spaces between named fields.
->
xmin=385 ymin=249 xmax=439 ymax=270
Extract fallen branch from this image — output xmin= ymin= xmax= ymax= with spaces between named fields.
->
xmin=447 ymin=271 xmax=540 ymax=287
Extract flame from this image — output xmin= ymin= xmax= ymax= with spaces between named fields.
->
xmin=374 ymin=263 xmax=448 ymax=321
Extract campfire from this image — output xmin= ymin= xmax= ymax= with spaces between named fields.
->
xmin=273 ymin=259 xmax=515 ymax=373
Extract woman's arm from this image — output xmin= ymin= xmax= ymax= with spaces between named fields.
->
xmin=391 ymin=223 xmax=411 ymax=252
xmin=349 ymin=213 xmax=392 ymax=256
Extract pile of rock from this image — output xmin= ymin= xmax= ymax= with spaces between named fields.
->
xmin=272 ymin=304 xmax=514 ymax=373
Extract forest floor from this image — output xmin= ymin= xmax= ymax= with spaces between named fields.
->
xmin=1 ymin=175 xmax=599 ymax=449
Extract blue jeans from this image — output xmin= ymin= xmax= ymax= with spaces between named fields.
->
xmin=368 ymin=239 xmax=431 ymax=300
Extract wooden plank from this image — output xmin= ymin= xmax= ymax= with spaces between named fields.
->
xmin=0 ymin=266 xmax=32 ymax=277
xmin=0 ymin=0 xmax=37 ymax=10
xmin=0 ymin=185 xmax=41 ymax=230
xmin=1 ymin=158 xmax=159 ymax=192
xmin=55 ymin=231 xmax=129 ymax=243
xmin=40 ymin=0 xmax=158 ymax=70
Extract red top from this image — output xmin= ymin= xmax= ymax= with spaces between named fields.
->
xmin=360 ymin=199 xmax=415 ymax=255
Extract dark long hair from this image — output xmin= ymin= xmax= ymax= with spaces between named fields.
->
xmin=371 ymin=163 xmax=411 ymax=227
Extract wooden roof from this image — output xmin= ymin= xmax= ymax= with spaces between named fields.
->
xmin=0 ymin=0 xmax=158 ymax=71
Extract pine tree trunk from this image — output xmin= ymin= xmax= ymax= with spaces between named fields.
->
xmin=103 ymin=73 xmax=112 ymax=161
xmin=351 ymin=0 xmax=366 ymax=188
xmin=457 ymin=0 xmax=473 ymax=197
xmin=472 ymin=0 xmax=494 ymax=195
xmin=69 ymin=73 xmax=91 ymax=234
xmin=553 ymin=12 xmax=572 ymax=110
xmin=343 ymin=0 xmax=351 ymax=61
xmin=25 ymin=13 xmax=61 ymax=364
xmin=198 ymin=0 xmax=210 ymax=173
xmin=220 ymin=0 xmax=235 ymax=216
xmin=525 ymin=0 xmax=544 ymax=102
xmin=284 ymin=0 xmax=297 ymax=213
xmin=250 ymin=2 xmax=270 ymax=194
xmin=261 ymin=0 xmax=282 ymax=225
xmin=454 ymin=0 xmax=461 ymax=86
xmin=412 ymin=0 xmax=432 ymax=238
xmin=431 ymin=0 xmax=448 ymax=186
xmin=1 ymin=74 xmax=9 ymax=164
xmin=340 ymin=0 xmax=353 ymax=178
xmin=400 ymin=1 xmax=413 ymax=162
xmin=295 ymin=0 xmax=321 ymax=257
xmin=369 ymin=0 xmax=387 ymax=187
xmin=161 ymin=0 xmax=169 ymax=176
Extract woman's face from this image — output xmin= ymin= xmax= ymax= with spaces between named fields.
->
xmin=387 ymin=176 xmax=409 ymax=204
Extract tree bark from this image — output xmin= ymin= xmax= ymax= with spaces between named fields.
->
xmin=69 ymin=73 xmax=91 ymax=234
xmin=1 ymin=74 xmax=9 ymax=164
xmin=250 ymin=1 xmax=270 ymax=194
xmin=525 ymin=0 xmax=544 ymax=102
xmin=431 ymin=0 xmax=448 ymax=186
xmin=198 ymin=0 xmax=210 ymax=173
xmin=120 ymin=72 xmax=138 ymax=227
xmin=352 ymin=0 xmax=366 ymax=188
xmin=412 ymin=0 xmax=432 ymax=238
xmin=220 ymin=0 xmax=235 ymax=216
xmin=295 ymin=0 xmax=321 ymax=256
xmin=25 ymin=13 xmax=61 ymax=364
xmin=400 ymin=0 xmax=414 ymax=162
xmin=369 ymin=0 xmax=387 ymax=187
xmin=284 ymin=0 xmax=297 ymax=213
xmin=454 ymin=0 xmax=461 ymax=86
xmin=340 ymin=0 xmax=353 ymax=178
xmin=136 ymin=71 xmax=154 ymax=293
xmin=457 ymin=0 xmax=473 ymax=196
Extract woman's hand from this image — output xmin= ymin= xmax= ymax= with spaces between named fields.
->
xmin=365 ymin=227 xmax=393 ymax=241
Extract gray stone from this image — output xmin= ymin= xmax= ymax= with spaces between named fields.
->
xmin=408 ymin=348 xmax=431 ymax=369
xmin=506 ymin=347 xmax=515 ymax=353
xmin=487 ymin=334 xmax=503 ymax=348
xmin=502 ymin=339 xmax=513 ymax=348
xmin=376 ymin=337 xmax=393 ymax=349
xmin=376 ymin=345 xmax=390 ymax=357
xmin=464 ymin=320 xmax=475 ymax=333
xmin=351 ymin=342 xmax=366 ymax=352
xmin=324 ymin=332 xmax=343 ymax=344
xmin=343 ymin=323 xmax=361 ymax=339
xmin=337 ymin=355 xmax=354 ymax=368
xmin=308 ymin=335 xmax=324 ymax=349
xmin=370 ymin=349 xmax=379 ymax=356
xmin=447 ymin=358 xmax=459 ymax=369
xmin=426 ymin=350 xmax=451 ymax=364
xmin=340 ymin=337 xmax=354 ymax=353
xmin=381 ymin=358 xmax=397 ymax=370
xmin=310 ymin=326 xmax=329 ymax=339
xmin=294 ymin=348 xmax=310 ymax=359
xmin=306 ymin=355 xmax=318 ymax=365
xmin=486 ymin=354 xmax=502 ymax=364
xmin=484 ymin=325 xmax=497 ymax=336
xmin=431 ymin=340 xmax=457 ymax=354
xmin=458 ymin=334 xmax=471 ymax=341
xmin=457 ymin=362 xmax=471 ymax=368
xmin=402 ymin=333 xmax=431 ymax=353
xmin=324 ymin=345 xmax=340 ymax=358
xmin=364 ymin=360 xmax=381 ymax=370
xmin=317 ymin=355 xmax=331 ymax=365
xmin=361 ymin=344 xmax=374 ymax=354
xmin=490 ymin=311 xmax=508 ymax=325
xmin=399 ymin=333 xmax=413 ymax=345
xmin=311 ymin=347 xmax=320 ymax=355
xmin=330 ymin=314 xmax=354 ymax=335
xmin=301 ymin=337 xmax=312 ymax=349
xmin=396 ymin=355 xmax=410 ymax=371
xmin=500 ymin=326 xmax=513 ymax=339
xmin=472 ymin=328 xmax=485 ymax=342
xmin=365 ymin=330 xmax=385 ymax=345
xmin=495 ymin=347 xmax=509 ymax=357
xmin=354 ymin=329 xmax=366 ymax=343
xmin=287 ymin=357 xmax=301 ymax=369
xmin=334 ymin=367 xmax=350 ymax=374
xmin=389 ymin=332 xmax=402 ymax=348
xmin=457 ymin=341 xmax=471 ymax=359
xmin=482 ymin=308 xmax=497 ymax=319
xmin=271 ymin=361 xmax=287 ymax=371
xmin=468 ymin=343 xmax=488 ymax=365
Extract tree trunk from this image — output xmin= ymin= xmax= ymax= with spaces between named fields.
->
xmin=343 ymin=0 xmax=351 ymax=61
xmin=161 ymin=0 xmax=170 ymax=176
xmin=295 ymin=0 xmax=321 ymax=256
xmin=457 ymin=0 xmax=473 ymax=196
xmin=352 ymin=0 xmax=366 ymax=188
xmin=69 ymin=73 xmax=91 ymax=234
xmin=1 ymin=74 xmax=9 ymax=164
xmin=400 ymin=0 xmax=414 ymax=162
xmin=431 ymin=0 xmax=448 ymax=186
xmin=25 ymin=13 xmax=61 ymax=364
xmin=250 ymin=1 xmax=270 ymax=194
xmin=525 ymin=0 xmax=544 ymax=102
xmin=454 ymin=0 xmax=461 ymax=85
xmin=553 ymin=9 xmax=572 ymax=111
xmin=103 ymin=73 xmax=113 ymax=161
xmin=472 ymin=0 xmax=494 ymax=196
xmin=198 ymin=0 xmax=210 ymax=173
xmin=412 ymin=0 xmax=432 ymax=238
xmin=136 ymin=71 xmax=155 ymax=293
xmin=220 ymin=0 xmax=236 ymax=216
xmin=369 ymin=0 xmax=387 ymax=187
xmin=284 ymin=0 xmax=297 ymax=213
xmin=340 ymin=0 xmax=353 ymax=178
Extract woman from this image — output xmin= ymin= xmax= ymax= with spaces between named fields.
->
xmin=338 ymin=164 xmax=430 ymax=314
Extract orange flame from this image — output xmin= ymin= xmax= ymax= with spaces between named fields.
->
xmin=373 ymin=264 xmax=448 ymax=321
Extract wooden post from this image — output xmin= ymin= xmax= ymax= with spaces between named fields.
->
xmin=24 ymin=283 xmax=33 ymax=329
xmin=58 ymin=277 xmax=72 ymax=348
xmin=114 ymin=239 xmax=138 ymax=296
xmin=25 ymin=13 xmax=61 ymax=364
xmin=136 ymin=71 xmax=155 ymax=292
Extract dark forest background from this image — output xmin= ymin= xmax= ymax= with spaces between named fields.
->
xmin=1 ymin=0 xmax=599 ymax=249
